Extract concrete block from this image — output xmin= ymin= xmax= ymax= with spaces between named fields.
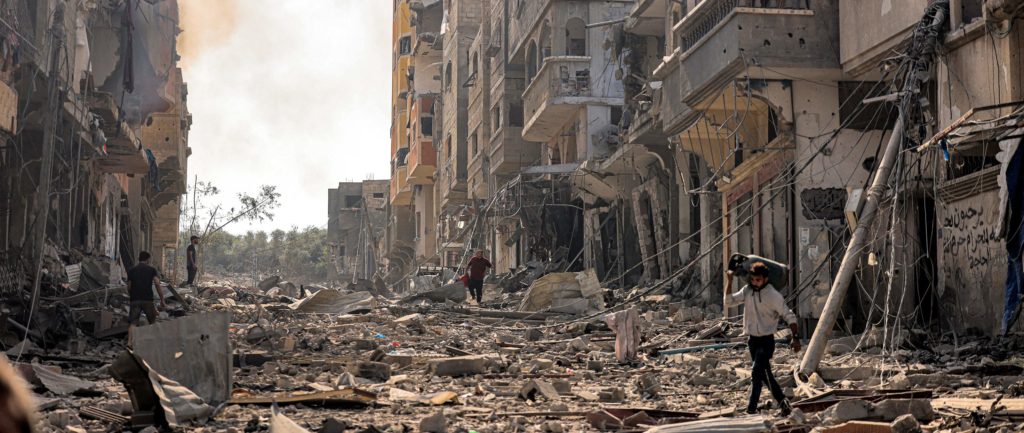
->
xmin=354 ymin=361 xmax=392 ymax=382
xmin=519 ymin=379 xmax=560 ymax=401
xmin=419 ymin=411 xmax=447 ymax=433
xmin=427 ymin=355 xmax=497 ymax=377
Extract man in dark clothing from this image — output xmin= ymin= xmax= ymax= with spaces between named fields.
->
xmin=465 ymin=250 xmax=492 ymax=304
xmin=186 ymin=235 xmax=199 ymax=286
xmin=127 ymin=251 xmax=166 ymax=326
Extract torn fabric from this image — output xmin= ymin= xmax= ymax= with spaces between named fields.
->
xmin=605 ymin=307 xmax=642 ymax=363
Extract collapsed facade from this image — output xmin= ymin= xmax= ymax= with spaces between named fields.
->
xmin=377 ymin=0 xmax=1024 ymax=339
xmin=0 ymin=1 xmax=190 ymax=324
xmin=327 ymin=180 xmax=389 ymax=283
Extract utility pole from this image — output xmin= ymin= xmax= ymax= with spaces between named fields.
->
xmin=799 ymin=2 xmax=947 ymax=376
xmin=28 ymin=4 xmax=66 ymax=319
xmin=251 ymin=251 xmax=259 ymax=288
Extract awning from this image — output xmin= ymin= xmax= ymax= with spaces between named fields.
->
xmin=917 ymin=101 xmax=1024 ymax=152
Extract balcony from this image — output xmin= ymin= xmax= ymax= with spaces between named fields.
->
xmin=489 ymin=127 xmax=541 ymax=176
xmin=88 ymin=93 xmax=149 ymax=174
xmin=391 ymin=165 xmax=412 ymax=206
xmin=668 ymin=0 xmax=837 ymax=108
xmin=438 ymin=161 xmax=468 ymax=207
xmin=521 ymin=56 xmax=620 ymax=142
xmin=406 ymin=138 xmax=436 ymax=184
xmin=467 ymin=152 xmax=487 ymax=199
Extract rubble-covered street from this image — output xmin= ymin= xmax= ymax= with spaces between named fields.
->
xmin=9 ymin=270 xmax=1024 ymax=433
xmin=6 ymin=0 xmax=1024 ymax=432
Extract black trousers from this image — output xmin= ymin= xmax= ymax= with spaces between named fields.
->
xmin=468 ymin=279 xmax=484 ymax=303
xmin=187 ymin=266 xmax=197 ymax=285
xmin=129 ymin=301 xmax=158 ymax=326
xmin=747 ymin=335 xmax=786 ymax=412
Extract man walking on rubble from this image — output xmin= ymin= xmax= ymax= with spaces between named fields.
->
xmin=727 ymin=262 xmax=799 ymax=416
xmin=186 ymin=235 xmax=199 ymax=286
xmin=464 ymin=250 xmax=492 ymax=304
xmin=127 ymin=251 xmax=167 ymax=327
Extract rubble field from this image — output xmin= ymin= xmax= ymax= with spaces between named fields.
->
xmin=9 ymin=270 xmax=1024 ymax=433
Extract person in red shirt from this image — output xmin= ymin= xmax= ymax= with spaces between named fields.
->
xmin=465 ymin=250 xmax=492 ymax=304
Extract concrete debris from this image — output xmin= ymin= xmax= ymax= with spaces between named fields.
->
xmin=520 ymin=270 xmax=604 ymax=314
xmin=32 ymin=363 xmax=98 ymax=395
xmin=519 ymin=379 xmax=561 ymax=401
xmin=820 ymin=398 xmax=934 ymax=424
xmin=258 ymin=275 xmax=282 ymax=292
xmin=132 ymin=311 xmax=233 ymax=404
xmin=270 ymin=409 xmax=312 ymax=433
xmin=9 ymin=268 xmax=1024 ymax=433
xmin=643 ymin=415 xmax=772 ymax=432
xmin=419 ymin=411 xmax=447 ymax=433
xmin=290 ymin=289 xmax=377 ymax=314
xmin=354 ymin=361 xmax=392 ymax=382
xmin=388 ymin=388 xmax=459 ymax=405
xmin=890 ymin=414 xmax=921 ymax=433
xmin=402 ymin=281 xmax=467 ymax=304
xmin=636 ymin=372 xmax=662 ymax=399
xmin=427 ymin=354 xmax=499 ymax=377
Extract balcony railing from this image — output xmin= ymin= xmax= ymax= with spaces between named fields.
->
xmin=524 ymin=57 xmax=592 ymax=118
xmin=675 ymin=0 xmax=810 ymax=54
xmin=521 ymin=57 xmax=593 ymax=141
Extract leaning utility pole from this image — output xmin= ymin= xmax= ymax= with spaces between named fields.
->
xmin=28 ymin=4 xmax=66 ymax=319
xmin=799 ymin=1 xmax=948 ymax=376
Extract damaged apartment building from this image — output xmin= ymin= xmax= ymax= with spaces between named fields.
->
xmin=0 ymin=0 xmax=190 ymax=338
xmin=327 ymin=180 xmax=389 ymax=283
xmin=379 ymin=0 xmax=1024 ymax=339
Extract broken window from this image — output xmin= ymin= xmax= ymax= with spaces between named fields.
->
xmin=566 ymin=18 xmax=586 ymax=56
xmin=471 ymin=131 xmax=479 ymax=156
xmin=509 ymin=103 xmax=524 ymax=127
xmin=492 ymin=105 xmax=502 ymax=134
xmin=444 ymin=61 xmax=453 ymax=91
xmin=400 ymin=36 xmax=412 ymax=55
xmin=526 ymin=42 xmax=538 ymax=83
xmin=344 ymin=196 xmax=362 ymax=208
xmin=959 ymin=0 xmax=984 ymax=25
xmin=372 ymin=192 xmax=384 ymax=199
xmin=837 ymin=81 xmax=899 ymax=131
xmin=611 ymin=106 xmax=623 ymax=128
xmin=421 ymin=116 xmax=433 ymax=136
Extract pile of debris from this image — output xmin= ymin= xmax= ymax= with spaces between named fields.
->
xmin=5 ymin=266 xmax=1024 ymax=433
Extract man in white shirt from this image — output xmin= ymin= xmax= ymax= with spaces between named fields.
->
xmin=727 ymin=262 xmax=799 ymax=416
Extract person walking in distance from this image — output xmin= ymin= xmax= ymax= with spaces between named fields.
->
xmin=186 ymin=235 xmax=199 ymax=286
xmin=464 ymin=250 xmax=492 ymax=304
xmin=726 ymin=262 xmax=799 ymax=416
xmin=127 ymin=251 xmax=166 ymax=328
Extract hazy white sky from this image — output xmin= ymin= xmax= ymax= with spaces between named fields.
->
xmin=179 ymin=0 xmax=391 ymax=234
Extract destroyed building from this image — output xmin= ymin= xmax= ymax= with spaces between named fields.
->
xmin=376 ymin=0 xmax=1024 ymax=337
xmin=327 ymin=180 xmax=389 ymax=282
xmin=11 ymin=0 xmax=1024 ymax=432
xmin=0 ymin=1 xmax=190 ymax=328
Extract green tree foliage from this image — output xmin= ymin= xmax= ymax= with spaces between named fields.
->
xmin=178 ymin=226 xmax=331 ymax=284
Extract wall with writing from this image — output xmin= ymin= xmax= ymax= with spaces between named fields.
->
xmin=938 ymin=189 xmax=1007 ymax=334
